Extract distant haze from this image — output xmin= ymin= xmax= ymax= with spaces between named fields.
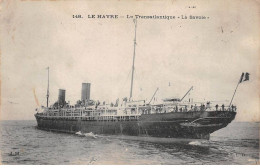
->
xmin=1 ymin=0 xmax=259 ymax=121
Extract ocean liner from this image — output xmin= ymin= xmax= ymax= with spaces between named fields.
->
xmin=35 ymin=20 xmax=241 ymax=140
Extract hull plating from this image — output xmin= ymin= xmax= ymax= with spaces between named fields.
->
xmin=35 ymin=111 xmax=236 ymax=140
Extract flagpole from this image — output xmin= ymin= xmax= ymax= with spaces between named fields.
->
xmin=229 ymin=81 xmax=240 ymax=107
xmin=229 ymin=73 xmax=243 ymax=107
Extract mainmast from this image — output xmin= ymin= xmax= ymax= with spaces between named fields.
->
xmin=130 ymin=19 xmax=137 ymax=99
xmin=46 ymin=67 xmax=49 ymax=107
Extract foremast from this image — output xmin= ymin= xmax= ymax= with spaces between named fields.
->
xmin=130 ymin=19 xmax=137 ymax=100
xmin=46 ymin=67 xmax=50 ymax=108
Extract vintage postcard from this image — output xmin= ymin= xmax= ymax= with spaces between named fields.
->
xmin=0 ymin=0 xmax=259 ymax=165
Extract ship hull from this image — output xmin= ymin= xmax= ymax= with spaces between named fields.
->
xmin=35 ymin=110 xmax=236 ymax=140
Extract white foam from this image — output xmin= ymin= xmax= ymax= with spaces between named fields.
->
xmin=84 ymin=132 xmax=97 ymax=139
xmin=75 ymin=131 xmax=82 ymax=136
xmin=189 ymin=141 xmax=202 ymax=146
xmin=75 ymin=131 xmax=99 ymax=139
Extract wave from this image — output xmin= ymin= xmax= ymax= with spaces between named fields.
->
xmin=188 ymin=140 xmax=211 ymax=147
xmin=84 ymin=132 xmax=97 ymax=139
xmin=188 ymin=141 xmax=202 ymax=146
xmin=75 ymin=131 xmax=83 ymax=136
xmin=75 ymin=131 xmax=97 ymax=139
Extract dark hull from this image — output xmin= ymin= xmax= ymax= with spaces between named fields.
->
xmin=35 ymin=110 xmax=236 ymax=140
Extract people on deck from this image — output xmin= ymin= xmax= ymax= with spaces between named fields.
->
xmin=222 ymin=104 xmax=225 ymax=111
xmin=194 ymin=104 xmax=197 ymax=111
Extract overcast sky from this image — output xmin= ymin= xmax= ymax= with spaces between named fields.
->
xmin=1 ymin=0 xmax=259 ymax=121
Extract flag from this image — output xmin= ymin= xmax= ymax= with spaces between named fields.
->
xmin=239 ymin=72 xmax=250 ymax=83
xmin=244 ymin=72 xmax=250 ymax=81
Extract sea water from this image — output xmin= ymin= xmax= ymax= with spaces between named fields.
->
xmin=0 ymin=120 xmax=258 ymax=165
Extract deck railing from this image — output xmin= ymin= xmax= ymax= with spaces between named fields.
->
xmin=38 ymin=104 xmax=236 ymax=119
